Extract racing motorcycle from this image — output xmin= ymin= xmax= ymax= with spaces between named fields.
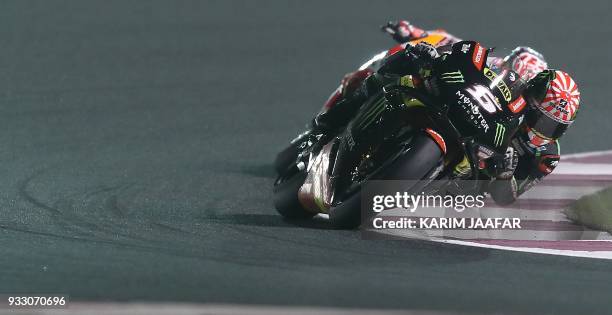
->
xmin=273 ymin=39 xmax=526 ymax=229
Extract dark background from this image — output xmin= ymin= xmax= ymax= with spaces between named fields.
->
xmin=0 ymin=1 xmax=611 ymax=314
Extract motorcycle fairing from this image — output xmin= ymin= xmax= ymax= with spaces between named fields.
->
xmin=436 ymin=41 xmax=527 ymax=151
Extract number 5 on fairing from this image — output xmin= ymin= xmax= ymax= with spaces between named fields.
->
xmin=466 ymin=85 xmax=501 ymax=113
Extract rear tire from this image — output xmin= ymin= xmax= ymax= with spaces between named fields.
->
xmin=274 ymin=141 xmax=300 ymax=174
xmin=328 ymin=133 xmax=443 ymax=229
xmin=273 ymin=171 xmax=317 ymax=220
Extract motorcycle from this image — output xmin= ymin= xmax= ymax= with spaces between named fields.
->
xmin=273 ymin=39 xmax=526 ymax=229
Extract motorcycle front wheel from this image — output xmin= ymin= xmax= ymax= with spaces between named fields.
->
xmin=328 ymin=133 xmax=444 ymax=229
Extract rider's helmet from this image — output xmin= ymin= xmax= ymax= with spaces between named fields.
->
xmin=503 ymin=47 xmax=548 ymax=81
xmin=522 ymin=69 xmax=581 ymax=146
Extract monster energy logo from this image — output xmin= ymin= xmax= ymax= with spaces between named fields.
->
xmin=440 ymin=71 xmax=464 ymax=83
xmin=358 ymin=96 xmax=387 ymax=129
xmin=494 ymin=123 xmax=506 ymax=147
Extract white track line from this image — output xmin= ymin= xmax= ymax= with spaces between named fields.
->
xmin=436 ymin=239 xmax=612 ymax=260
xmin=563 ymin=149 xmax=612 ymax=159
xmin=554 ymin=163 xmax=612 ymax=175
xmin=519 ymin=185 xmax=605 ymax=200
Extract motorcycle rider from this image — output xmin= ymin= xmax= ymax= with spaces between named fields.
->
xmin=488 ymin=68 xmax=580 ymax=204
xmin=309 ymin=22 xmax=581 ymax=205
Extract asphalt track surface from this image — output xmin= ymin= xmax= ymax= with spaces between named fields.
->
xmin=1 ymin=1 xmax=611 ymax=314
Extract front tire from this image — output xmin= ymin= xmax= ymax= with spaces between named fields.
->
xmin=328 ymin=133 xmax=443 ymax=229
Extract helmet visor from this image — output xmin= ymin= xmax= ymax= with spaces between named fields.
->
xmin=525 ymin=105 xmax=570 ymax=139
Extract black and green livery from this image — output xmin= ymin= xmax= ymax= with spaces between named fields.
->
xmin=434 ymin=41 xmax=527 ymax=151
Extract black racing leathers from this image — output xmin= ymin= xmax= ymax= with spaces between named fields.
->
xmin=313 ymin=44 xmax=436 ymax=132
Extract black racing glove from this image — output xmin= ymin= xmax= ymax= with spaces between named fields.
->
xmin=485 ymin=146 xmax=519 ymax=205
xmin=377 ymin=42 xmax=439 ymax=76
xmin=381 ymin=20 xmax=426 ymax=43
xmin=487 ymin=146 xmax=518 ymax=180
xmin=411 ymin=42 xmax=439 ymax=60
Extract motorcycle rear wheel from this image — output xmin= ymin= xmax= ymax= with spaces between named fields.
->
xmin=273 ymin=171 xmax=317 ymax=220
xmin=274 ymin=141 xmax=300 ymax=174
xmin=274 ymin=131 xmax=311 ymax=174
